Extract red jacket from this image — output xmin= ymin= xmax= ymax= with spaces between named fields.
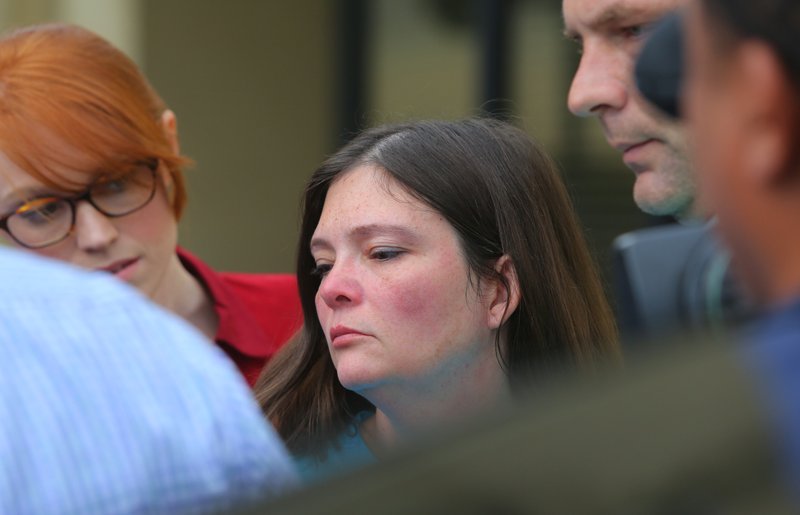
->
xmin=178 ymin=248 xmax=303 ymax=387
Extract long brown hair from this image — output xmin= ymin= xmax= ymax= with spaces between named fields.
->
xmin=0 ymin=23 xmax=190 ymax=216
xmin=255 ymin=118 xmax=619 ymax=458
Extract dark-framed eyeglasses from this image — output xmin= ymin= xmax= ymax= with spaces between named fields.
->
xmin=0 ymin=159 xmax=159 ymax=249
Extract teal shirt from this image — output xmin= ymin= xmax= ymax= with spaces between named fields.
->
xmin=295 ymin=412 xmax=377 ymax=483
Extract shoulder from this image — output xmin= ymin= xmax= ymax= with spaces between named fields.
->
xmin=741 ymin=300 xmax=800 ymax=383
xmin=177 ymin=246 xmax=300 ymax=315
xmin=294 ymin=413 xmax=377 ymax=484
xmin=0 ymin=249 xmax=299 ymax=512
xmin=218 ymin=271 xmax=303 ymax=340
xmin=221 ymin=271 xmax=299 ymax=298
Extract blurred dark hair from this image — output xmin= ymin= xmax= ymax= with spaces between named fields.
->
xmin=255 ymin=118 xmax=619 ymax=458
xmin=703 ymin=0 xmax=800 ymax=86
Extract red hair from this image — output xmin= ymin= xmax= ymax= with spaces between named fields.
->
xmin=0 ymin=23 xmax=190 ymax=218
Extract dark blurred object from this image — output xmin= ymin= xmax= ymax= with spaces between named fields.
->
xmin=336 ymin=0 xmax=370 ymax=144
xmin=613 ymin=223 xmax=755 ymax=342
xmin=249 ymin=340 xmax=791 ymax=514
xmin=634 ymin=12 xmax=684 ymax=119
xmin=478 ymin=0 xmax=514 ymax=119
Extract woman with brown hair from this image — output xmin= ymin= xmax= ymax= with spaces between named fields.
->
xmin=0 ymin=23 xmax=302 ymax=386
xmin=256 ymin=118 xmax=619 ymax=480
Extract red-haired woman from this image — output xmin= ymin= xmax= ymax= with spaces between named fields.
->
xmin=0 ymin=23 xmax=301 ymax=386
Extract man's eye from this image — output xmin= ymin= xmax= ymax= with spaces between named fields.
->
xmin=568 ymin=36 xmax=584 ymax=55
xmin=620 ymin=24 xmax=647 ymax=39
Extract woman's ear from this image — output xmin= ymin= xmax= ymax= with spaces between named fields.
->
xmin=160 ymin=109 xmax=180 ymax=155
xmin=487 ymin=255 xmax=521 ymax=330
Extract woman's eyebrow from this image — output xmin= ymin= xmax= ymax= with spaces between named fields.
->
xmin=350 ymin=223 xmax=417 ymax=240
xmin=310 ymin=223 xmax=418 ymax=252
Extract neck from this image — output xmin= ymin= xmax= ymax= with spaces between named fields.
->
xmin=729 ymin=184 xmax=800 ymax=309
xmin=151 ymin=253 xmax=218 ymax=340
xmin=675 ymin=199 xmax=711 ymax=225
xmin=358 ymin=352 xmax=511 ymax=455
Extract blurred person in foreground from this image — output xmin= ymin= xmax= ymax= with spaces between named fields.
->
xmin=562 ymin=0 xmax=704 ymax=222
xmin=247 ymin=3 xmax=800 ymax=512
xmin=681 ymin=0 xmax=800 ymax=494
xmin=0 ymin=246 xmax=297 ymax=513
xmin=0 ymin=23 xmax=301 ymax=387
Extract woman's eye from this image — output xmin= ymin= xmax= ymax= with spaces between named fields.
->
xmin=311 ymin=263 xmax=333 ymax=278
xmin=16 ymin=198 xmax=67 ymax=226
xmin=93 ymin=178 xmax=128 ymax=196
xmin=370 ymin=248 xmax=403 ymax=261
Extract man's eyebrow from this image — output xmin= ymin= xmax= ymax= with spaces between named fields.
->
xmin=563 ymin=4 xmax=658 ymax=39
xmin=595 ymin=5 xmax=657 ymax=27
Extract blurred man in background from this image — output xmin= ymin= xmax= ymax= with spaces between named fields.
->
xmin=562 ymin=0 xmax=703 ymax=222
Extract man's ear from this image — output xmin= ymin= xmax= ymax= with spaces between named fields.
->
xmin=736 ymin=41 xmax=799 ymax=185
xmin=160 ymin=109 xmax=180 ymax=155
xmin=487 ymin=255 xmax=521 ymax=330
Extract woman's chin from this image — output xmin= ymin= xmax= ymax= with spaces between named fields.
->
xmin=336 ymin=369 xmax=381 ymax=393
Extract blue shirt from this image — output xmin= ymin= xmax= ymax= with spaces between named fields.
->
xmin=295 ymin=412 xmax=377 ymax=483
xmin=742 ymin=298 xmax=800 ymax=499
xmin=0 ymin=249 xmax=298 ymax=514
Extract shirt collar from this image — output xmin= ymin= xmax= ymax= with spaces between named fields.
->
xmin=177 ymin=247 xmax=271 ymax=359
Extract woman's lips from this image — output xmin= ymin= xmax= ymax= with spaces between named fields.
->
xmin=329 ymin=325 xmax=369 ymax=348
xmin=97 ymin=258 xmax=139 ymax=281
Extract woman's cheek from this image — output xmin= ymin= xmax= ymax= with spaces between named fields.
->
xmin=384 ymin=276 xmax=451 ymax=330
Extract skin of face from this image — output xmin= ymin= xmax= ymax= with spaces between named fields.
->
xmin=563 ymin=0 xmax=700 ymax=221
xmin=310 ymin=165 xmax=510 ymax=431
xmin=0 ymin=149 xmax=187 ymax=311
xmin=683 ymin=4 xmax=740 ymax=244
xmin=683 ymin=3 xmax=800 ymax=305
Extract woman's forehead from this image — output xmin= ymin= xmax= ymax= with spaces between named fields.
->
xmin=3 ymin=128 xmax=118 ymax=187
xmin=314 ymin=165 xmax=452 ymax=245
xmin=0 ymin=146 xmax=102 ymax=208
xmin=327 ymin=165 xmax=434 ymax=217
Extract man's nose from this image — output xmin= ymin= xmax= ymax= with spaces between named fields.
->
xmin=567 ymin=46 xmax=629 ymax=117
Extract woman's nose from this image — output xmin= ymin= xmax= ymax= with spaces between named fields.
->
xmin=73 ymin=201 xmax=119 ymax=252
xmin=316 ymin=261 xmax=363 ymax=309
